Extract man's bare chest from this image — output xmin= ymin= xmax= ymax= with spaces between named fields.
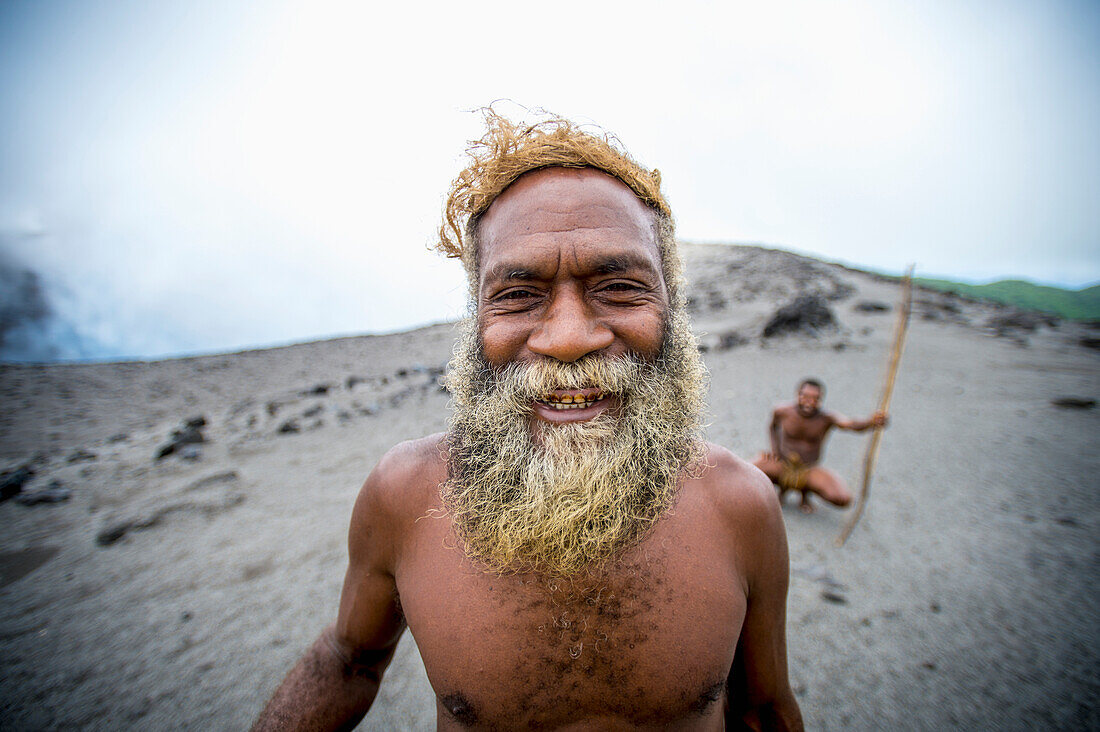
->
xmin=394 ymin=520 xmax=746 ymax=727
xmin=780 ymin=411 xmax=831 ymax=443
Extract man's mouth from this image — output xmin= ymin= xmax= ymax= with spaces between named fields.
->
xmin=537 ymin=389 xmax=608 ymax=411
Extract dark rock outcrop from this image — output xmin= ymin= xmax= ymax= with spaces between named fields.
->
xmin=682 ymin=246 xmax=855 ymax=316
xmin=763 ymin=296 xmax=837 ymax=338
xmin=987 ymin=311 xmax=1058 ymax=336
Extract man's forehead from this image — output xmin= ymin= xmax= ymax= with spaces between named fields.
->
xmin=478 ymin=167 xmax=659 ymax=256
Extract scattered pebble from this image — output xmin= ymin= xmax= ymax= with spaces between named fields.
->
xmin=97 ymin=524 xmax=131 ymax=546
xmin=185 ymin=472 xmax=239 ymax=491
xmin=15 ymin=481 xmax=71 ymax=505
xmin=1078 ymin=337 xmax=1100 ymax=350
xmin=793 ymin=563 xmax=847 ymax=592
xmin=718 ymin=330 xmax=748 ymax=351
xmin=0 ymin=465 xmax=35 ymax=501
xmin=156 ymin=417 xmax=208 ymax=460
xmin=1050 ymin=397 xmax=1095 ymax=409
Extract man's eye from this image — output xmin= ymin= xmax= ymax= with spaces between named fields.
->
xmin=498 ymin=289 xmax=537 ymax=300
xmin=601 ymin=282 xmax=642 ymax=293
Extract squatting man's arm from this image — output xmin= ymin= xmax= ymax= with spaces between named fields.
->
xmin=832 ymin=410 xmax=889 ymax=432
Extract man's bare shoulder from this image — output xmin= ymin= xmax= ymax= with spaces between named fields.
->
xmin=690 ymin=442 xmax=787 ymax=583
xmin=350 ymin=433 xmax=447 ymax=536
xmin=773 ymin=402 xmax=797 ymax=418
xmin=370 ymin=433 xmax=447 ymax=490
xmin=694 ymin=442 xmax=784 ymax=543
xmin=695 ymin=441 xmax=781 ymax=519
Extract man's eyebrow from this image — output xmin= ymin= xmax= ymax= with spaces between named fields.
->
xmin=484 ymin=263 xmax=540 ymax=283
xmin=592 ymin=252 xmax=659 ymax=275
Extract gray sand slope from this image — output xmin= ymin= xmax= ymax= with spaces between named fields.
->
xmin=1 ymin=244 xmax=1096 ymax=729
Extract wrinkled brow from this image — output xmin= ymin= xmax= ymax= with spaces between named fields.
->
xmin=484 ymin=252 xmax=659 ymax=284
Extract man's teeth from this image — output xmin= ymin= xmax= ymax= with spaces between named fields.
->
xmin=541 ymin=391 xmax=607 ymax=410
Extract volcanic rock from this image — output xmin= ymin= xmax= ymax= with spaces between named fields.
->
xmin=0 ymin=465 xmax=35 ymax=501
xmin=156 ymin=417 xmax=208 ymax=460
xmin=15 ymin=480 xmax=71 ymax=505
xmin=763 ymin=296 xmax=837 ymax=338
xmin=1051 ymin=397 xmax=1096 ymax=409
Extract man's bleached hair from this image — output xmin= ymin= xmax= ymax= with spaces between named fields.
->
xmin=436 ymin=107 xmax=687 ymax=309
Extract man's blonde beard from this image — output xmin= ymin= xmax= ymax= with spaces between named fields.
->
xmin=442 ymin=311 xmax=707 ymax=576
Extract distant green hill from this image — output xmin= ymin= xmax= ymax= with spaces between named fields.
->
xmin=914 ymin=277 xmax=1100 ymax=321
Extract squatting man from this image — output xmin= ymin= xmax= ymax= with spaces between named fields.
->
xmin=254 ymin=110 xmax=803 ymax=730
xmin=753 ymin=379 xmax=888 ymax=513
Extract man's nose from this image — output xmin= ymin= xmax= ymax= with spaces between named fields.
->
xmin=527 ymin=289 xmax=614 ymax=362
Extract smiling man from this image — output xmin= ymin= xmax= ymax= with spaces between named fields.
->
xmin=254 ymin=110 xmax=802 ymax=730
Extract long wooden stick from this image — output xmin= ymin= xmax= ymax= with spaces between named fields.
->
xmin=836 ymin=265 xmax=914 ymax=546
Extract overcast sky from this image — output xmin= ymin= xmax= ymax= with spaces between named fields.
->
xmin=1 ymin=0 xmax=1097 ymax=361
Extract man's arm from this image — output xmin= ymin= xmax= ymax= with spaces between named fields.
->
xmin=252 ymin=624 xmax=400 ymax=731
xmin=832 ymin=410 xmax=888 ymax=432
xmin=725 ymin=465 xmax=803 ymax=731
xmin=253 ymin=444 xmax=417 ymax=731
xmin=767 ymin=408 xmax=784 ymax=458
